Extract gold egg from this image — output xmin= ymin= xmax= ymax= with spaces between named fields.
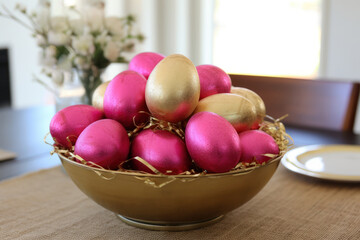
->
xmin=145 ymin=54 xmax=200 ymax=123
xmin=194 ymin=93 xmax=257 ymax=132
xmin=231 ymin=87 xmax=266 ymax=127
xmin=92 ymin=81 xmax=110 ymax=111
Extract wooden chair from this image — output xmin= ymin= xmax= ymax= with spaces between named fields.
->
xmin=230 ymin=74 xmax=360 ymax=132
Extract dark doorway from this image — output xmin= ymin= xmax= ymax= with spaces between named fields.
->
xmin=0 ymin=49 xmax=11 ymax=107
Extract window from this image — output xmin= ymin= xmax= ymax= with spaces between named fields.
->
xmin=213 ymin=0 xmax=322 ymax=78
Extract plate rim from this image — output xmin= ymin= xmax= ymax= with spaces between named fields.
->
xmin=281 ymin=144 xmax=360 ymax=182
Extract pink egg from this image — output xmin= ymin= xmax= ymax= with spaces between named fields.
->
xmin=131 ymin=129 xmax=191 ymax=175
xmin=103 ymin=70 xmax=148 ymax=129
xmin=74 ymin=119 xmax=130 ymax=170
xmin=50 ymin=105 xmax=103 ymax=149
xmin=129 ymin=52 xmax=165 ymax=79
xmin=239 ymin=130 xmax=279 ymax=164
xmin=196 ymin=65 xmax=231 ymax=99
xmin=185 ymin=112 xmax=241 ymax=173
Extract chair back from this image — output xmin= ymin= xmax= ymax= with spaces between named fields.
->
xmin=230 ymin=74 xmax=360 ymax=132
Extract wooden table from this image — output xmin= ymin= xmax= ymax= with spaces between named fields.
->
xmin=0 ymin=106 xmax=59 ymax=181
xmin=0 ymin=106 xmax=360 ymax=181
xmin=0 ymin=106 xmax=359 ymax=239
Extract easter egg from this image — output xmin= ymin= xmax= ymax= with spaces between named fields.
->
xmin=92 ymin=81 xmax=110 ymax=111
xmin=185 ymin=112 xmax=241 ymax=173
xmin=238 ymin=130 xmax=279 ymax=164
xmin=145 ymin=54 xmax=200 ymax=123
xmin=231 ymin=87 xmax=266 ymax=129
xmin=193 ymin=93 xmax=257 ymax=133
xmin=74 ymin=119 xmax=130 ymax=169
xmin=196 ymin=64 xmax=231 ymax=99
xmin=128 ymin=52 xmax=165 ymax=79
xmin=131 ymin=129 xmax=191 ymax=174
xmin=103 ymin=70 xmax=148 ymax=129
xmin=50 ymin=105 xmax=103 ymax=149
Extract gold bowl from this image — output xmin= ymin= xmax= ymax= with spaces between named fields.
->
xmin=59 ymin=153 xmax=281 ymax=231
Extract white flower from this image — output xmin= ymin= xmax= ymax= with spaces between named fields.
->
xmin=105 ymin=17 xmax=124 ymax=36
xmin=123 ymin=42 xmax=135 ymax=52
xmin=45 ymin=46 xmax=56 ymax=59
xmin=69 ymin=19 xmax=85 ymax=35
xmin=48 ymin=31 xmax=70 ymax=46
xmin=50 ymin=17 xmax=69 ymax=32
xmin=95 ymin=31 xmax=110 ymax=48
xmin=104 ymin=41 xmax=121 ymax=62
xmin=35 ymin=4 xmax=50 ymax=32
xmin=74 ymin=56 xmax=91 ymax=70
xmin=39 ymin=51 xmax=56 ymax=67
xmin=84 ymin=5 xmax=104 ymax=32
xmin=51 ymin=70 xmax=64 ymax=86
xmin=40 ymin=46 xmax=56 ymax=66
xmin=72 ymin=34 xmax=95 ymax=55
xmin=36 ymin=34 xmax=46 ymax=46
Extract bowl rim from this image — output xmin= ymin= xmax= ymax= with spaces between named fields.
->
xmin=58 ymin=152 xmax=283 ymax=179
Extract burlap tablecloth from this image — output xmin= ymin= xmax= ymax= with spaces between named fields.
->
xmin=0 ymin=165 xmax=359 ymax=240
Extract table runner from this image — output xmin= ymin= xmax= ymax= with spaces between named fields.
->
xmin=1 ymin=166 xmax=359 ymax=240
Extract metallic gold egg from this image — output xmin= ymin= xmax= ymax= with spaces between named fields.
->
xmin=145 ymin=54 xmax=200 ymax=123
xmin=193 ymin=93 xmax=257 ymax=132
xmin=231 ymin=87 xmax=266 ymax=128
xmin=92 ymin=81 xmax=110 ymax=111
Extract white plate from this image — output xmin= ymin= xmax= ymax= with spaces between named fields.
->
xmin=0 ymin=149 xmax=16 ymax=162
xmin=281 ymin=145 xmax=360 ymax=182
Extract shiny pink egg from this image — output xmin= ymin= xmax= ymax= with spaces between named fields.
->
xmin=129 ymin=52 xmax=165 ymax=79
xmin=50 ymin=105 xmax=103 ymax=149
xmin=74 ymin=119 xmax=130 ymax=170
xmin=103 ymin=70 xmax=148 ymax=129
xmin=185 ymin=112 xmax=241 ymax=173
xmin=196 ymin=65 xmax=231 ymax=99
xmin=239 ymin=130 xmax=279 ymax=164
xmin=131 ymin=129 xmax=191 ymax=175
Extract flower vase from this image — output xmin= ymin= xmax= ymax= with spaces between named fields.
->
xmin=55 ymin=71 xmax=86 ymax=112
xmin=74 ymin=67 xmax=104 ymax=105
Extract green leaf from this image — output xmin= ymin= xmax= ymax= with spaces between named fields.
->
xmin=92 ymin=43 xmax=110 ymax=69
xmin=55 ymin=46 xmax=70 ymax=60
xmin=116 ymin=56 xmax=128 ymax=63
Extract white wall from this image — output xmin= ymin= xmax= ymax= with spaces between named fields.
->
xmin=0 ymin=0 xmax=50 ymax=109
xmin=319 ymin=0 xmax=360 ymax=133
xmin=2 ymin=0 xmax=360 ymax=133
xmin=0 ymin=0 xmax=214 ymax=109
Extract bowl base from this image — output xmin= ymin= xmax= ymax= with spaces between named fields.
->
xmin=117 ymin=215 xmax=224 ymax=231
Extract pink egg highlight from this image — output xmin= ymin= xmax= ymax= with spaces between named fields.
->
xmin=74 ymin=119 xmax=130 ymax=170
xmin=129 ymin=52 xmax=165 ymax=79
xmin=49 ymin=105 xmax=103 ymax=149
xmin=239 ymin=130 xmax=279 ymax=164
xmin=131 ymin=129 xmax=191 ymax=175
xmin=185 ymin=112 xmax=241 ymax=173
xmin=196 ymin=65 xmax=231 ymax=99
xmin=104 ymin=70 xmax=148 ymax=129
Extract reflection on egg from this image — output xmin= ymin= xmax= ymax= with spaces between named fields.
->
xmin=103 ymin=70 xmax=148 ymax=129
xmin=194 ymin=93 xmax=257 ymax=132
xmin=196 ymin=64 xmax=231 ymax=99
xmin=239 ymin=130 xmax=279 ymax=164
xmin=145 ymin=54 xmax=200 ymax=123
xmin=129 ymin=52 xmax=165 ymax=79
xmin=74 ymin=119 xmax=130 ymax=169
xmin=92 ymin=81 xmax=110 ymax=111
xmin=131 ymin=129 xmax=191 ymax=174
xmin=231 ymin=87 xmax=266 ymax=129
xmin=49 ymin=105 xmax=103 ymax=149
xmin=185 ymin=112 xmax=241 ymax=173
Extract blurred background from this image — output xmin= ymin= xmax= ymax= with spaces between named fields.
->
xmin=0 ymin=0 xmax=359 ymax=132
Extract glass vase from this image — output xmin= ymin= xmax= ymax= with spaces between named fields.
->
xmin=74 ymin=67 xmax=104 ymax=105
xmin=55 ymin=70 xmax=85 ymax=112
